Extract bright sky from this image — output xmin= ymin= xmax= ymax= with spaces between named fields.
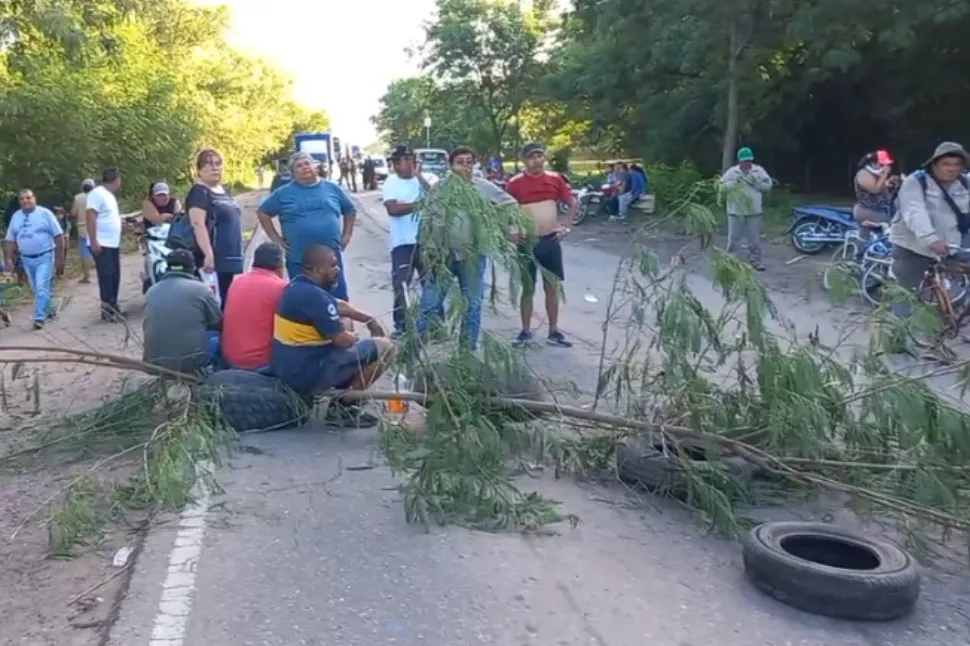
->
xmin=198 ymin=0 xmax=437 ymax=147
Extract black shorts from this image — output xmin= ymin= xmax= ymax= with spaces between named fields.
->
xmin=519 ymin=234 xmax=564 ymax=289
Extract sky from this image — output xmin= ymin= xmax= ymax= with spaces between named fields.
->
xmin=197 ymin=0 xmax=438 ymax=147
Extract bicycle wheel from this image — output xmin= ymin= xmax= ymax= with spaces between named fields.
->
xmin=822 ymin=241 xmax=861 ymax=293
xmin=860 ymin=260 xmax=892 ymax=307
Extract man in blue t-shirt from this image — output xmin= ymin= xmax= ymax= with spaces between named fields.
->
xmin=257 ymin=151 xmax=357 ymax=302
xmin=271 ymin=244 xmax=397 ymax=427
xmin=3 ymin=189 xmax=65 ymax=328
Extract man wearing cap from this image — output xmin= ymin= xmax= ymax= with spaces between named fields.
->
xmin=890 ymin=142 xmax=970 ymax=318
xmin=257 ymin=151 xmax=357 ymax=310
xmin=70 ymin=179 xmax=96 ymax=283
xmin=3 ymin=188 xmax=65 ymax=330
xmin=720 ymin=147 xmax=773 ymax=271
xmin=220 ymin=242 xmax=287 ymax=372
xmin=143 ymin=250 xmax=223 ymax=373
xmin=505 ymin=142 xmax=577 ymax=348
xmin=382 ymin=145 xmax=440 ymax=338
xmin=86 ymin=167 xmax=125 ymax=320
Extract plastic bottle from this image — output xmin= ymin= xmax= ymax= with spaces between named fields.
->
xmin=386 ymin=373 xmax=410 ymax=415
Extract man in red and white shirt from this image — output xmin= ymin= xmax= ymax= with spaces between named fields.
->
xmin=505 ymin=142 xmax=577 ymax=348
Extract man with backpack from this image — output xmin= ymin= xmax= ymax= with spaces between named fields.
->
xmin=890 ymin=141 xmax=970 ymax=318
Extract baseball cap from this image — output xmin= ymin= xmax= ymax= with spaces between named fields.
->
xmin=522 ymin=142 xmax=544 ymax=157
xmin=252 ymin=242 xmax=284 ymax=270
xmin=152 ymin=182 xmax=170 ymax=196
xmin=81 ymin=178 xmax=96 ymax=191
xmin=390 ymin=145 xmax=414 ymax=160
xmin=875 ymin=149 xmax=894 ymax=166
xmin=166 ymin=249 xmax=196 ymax=273
xmin=736 ymin=147 xmax=755 ymax=162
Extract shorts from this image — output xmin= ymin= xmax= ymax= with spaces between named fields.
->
xmin=79 ymin=238 xmax=93 ymax=261
xmin=286 ymin=248 xmax=349 ymax=301
xmin=518 ymin=234 xmax=565 ymax=289
xmin=315 ymin=339 xmax=380 ymax=390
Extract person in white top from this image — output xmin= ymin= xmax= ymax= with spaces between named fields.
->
xmin=382 ymin=145 xmax=439 ymax=337
xmin=85 ymin=167 xmax=125 ymax=320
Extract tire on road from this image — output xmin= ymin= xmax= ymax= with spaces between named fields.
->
xmin=410 ymin=359 xmax=547 ymax=422
xmin=615 ymin=434 xmax=753 ymax=495
xmin=742 ymin=521 xmax=920 ymax=621
xmin=197 ymin=369 xmax=314 ymax=432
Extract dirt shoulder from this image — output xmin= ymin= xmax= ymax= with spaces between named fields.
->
xmin=0 ymin=190 xmax=265 ymax=646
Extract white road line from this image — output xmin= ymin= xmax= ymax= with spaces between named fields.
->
xmin=148 ymin=463 xmax=213 ymax=646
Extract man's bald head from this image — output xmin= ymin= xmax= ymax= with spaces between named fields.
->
xmin=300 ymin=244 xmax=340 ymax=287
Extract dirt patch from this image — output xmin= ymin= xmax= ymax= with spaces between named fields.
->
xmin=0 ymin=190 xmax=265 ymax=646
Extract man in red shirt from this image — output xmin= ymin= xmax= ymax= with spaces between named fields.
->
xmin=221 ymin=242 xmax=288 ymax=371
xmin=504 ymin=142 xmax=577 ymax=348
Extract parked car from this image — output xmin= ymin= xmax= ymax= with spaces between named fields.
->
xmin=370 ymin=155 xmax=389 ymax=182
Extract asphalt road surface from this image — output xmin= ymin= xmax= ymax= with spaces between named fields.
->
xmin=108 ymin=189 xmax=970 ymax=646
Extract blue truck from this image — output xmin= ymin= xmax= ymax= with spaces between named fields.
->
xmin=272 ymin=132 xmax=334 ymax=191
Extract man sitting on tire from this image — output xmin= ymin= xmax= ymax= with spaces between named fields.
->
xmin=271 ymin=244 xmax=396 ymax=427
xmin=221 ymin=242 xmax=287 ymax=373
xmin=143 ymin=250 xmax=222 ymax=374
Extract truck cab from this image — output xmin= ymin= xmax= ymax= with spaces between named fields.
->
xmin=415 ymin=148 xmax=449 ymax=177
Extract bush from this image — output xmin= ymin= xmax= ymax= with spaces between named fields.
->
xmin=549 ymin=147 xmax=571 ymax=173
xmin=645 ymin=161 xmax=717 ymax=210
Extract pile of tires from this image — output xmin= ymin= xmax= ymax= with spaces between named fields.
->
xmin=615 ymin=434 xmax=753 ymax=496
xmin=195 ymin=369 xmax=314 ymax=432
xmin=410 ymin=358 xmax=546 ymax=422
xmin=742 ymin=521 xmax=921 ymax=621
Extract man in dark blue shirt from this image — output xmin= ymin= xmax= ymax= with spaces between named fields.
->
xmin=614 ymin=163 xmax=647 ymax=221
xmin=271 ymin=244 xmax=396 ymax=426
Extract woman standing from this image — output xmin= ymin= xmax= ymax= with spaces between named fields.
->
xmin=141 ymin=181 xmax=182 ymax=230
xmin=853 ymin=149 xmax=897 ymax=229
xmin=186 ymin=149 xmax=243 ymax=306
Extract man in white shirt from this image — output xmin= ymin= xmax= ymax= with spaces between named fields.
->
xmin=382 ymin=145 xmax=439 ymax=338
xmin=85 ymin=167 xmax=124 ymax=321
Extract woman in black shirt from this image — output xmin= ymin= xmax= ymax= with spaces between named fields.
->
xmin=186 ymin=149 xmax=243 ymax=305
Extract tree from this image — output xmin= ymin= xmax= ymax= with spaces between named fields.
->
xmin=420 ymin=0 xmax=552 ymax=157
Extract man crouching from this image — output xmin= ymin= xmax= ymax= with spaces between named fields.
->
xmin=271 ymin=244 xmax=396 ymax=427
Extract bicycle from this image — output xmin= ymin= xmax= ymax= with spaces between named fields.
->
xmin=822 ymin=221 xmax=891 ymax=306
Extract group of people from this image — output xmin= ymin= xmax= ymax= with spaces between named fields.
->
xmin=603 ymin=161 xmax=649 ymax=221
xmin=2 ymin=148 xmax=246 ymax=330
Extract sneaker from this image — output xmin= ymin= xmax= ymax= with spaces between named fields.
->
xmin=751 ymin=261 xmax=767 ymax=272
xmin=512 ymin=330 xmax=535 ymax=348
xmin=32 ymin=321 xmax=44 ymax=330
xmin=608 ymin=215 xmax=627 ymax=222
xmin=547 ymin=330 xmax=573 ymax=348
xmin=324 ymin=402 xmax=380 ymax=428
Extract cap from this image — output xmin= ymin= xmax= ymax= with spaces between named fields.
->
xmin=390 ymin=145 xmax=413 ymax=160
xmin=923 ymin=141 xmax=970 ymax=168
xmin=875 ymin=149 xmax=894 ymax=166
xmin=252 ymin=241 xmax=284 ymax=270
xmin=152 ymin=182 xmax=170 ymax=196
xmin=81 ymin=178 xmax=96 ymax=191
xmin=522 ymin=142 xmax=544 ymax=157
xmin=166 ymin=249 xmax=196 ymax=273
xmin=736 ymin=147 xmax=755 ymax=162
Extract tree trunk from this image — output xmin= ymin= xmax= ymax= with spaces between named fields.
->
xmin=721 ymin=19 xmax=741 ymax=173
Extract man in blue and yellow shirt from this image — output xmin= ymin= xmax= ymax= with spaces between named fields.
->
xmin=271 ymin=244 xmax=396 ymax=426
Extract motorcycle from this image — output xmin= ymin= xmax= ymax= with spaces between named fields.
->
xmin=789 ymin=205 xmax=858 ymax=255
xmin=573 ymin=183 xmax=617 ymax=226
xmin=140 ymin=221 xmax=172 ymax=294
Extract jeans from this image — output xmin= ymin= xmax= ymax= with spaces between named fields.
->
xmin=726 ymin=213 xmax=763 ymax=263
xmin=391 ymin=243 xmax=443 ymax=333
xmin=418 ymin=253 xmax=487 ymax=350
xmin=93 ymin=246 xmax=122 ymax=314
xmin=617 ymin=192 xmax=640 ymax=218
xmin=21 ymin=252 xmax=55 ymax=322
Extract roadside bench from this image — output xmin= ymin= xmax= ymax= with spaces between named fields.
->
xmin=631 ymin=193 xmax=656 ymax=215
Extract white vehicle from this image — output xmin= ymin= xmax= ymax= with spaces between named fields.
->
xmin=370 ymin=155 xmax=389 ymax=181
xmin=140 ymin=222 xmax=171 ymax=294
xmin=415 ymin=148 xmax=449 ymax=176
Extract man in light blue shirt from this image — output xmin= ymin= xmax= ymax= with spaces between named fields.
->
xmin=2 ymin=188 xmax=65 ymax=328
xmin=382 ymin=144 xmax=441 ymax=337
xmin=257 ymin=151 xmax=357 ymax=301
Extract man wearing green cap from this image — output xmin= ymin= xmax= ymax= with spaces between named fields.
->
xmin=720 ymin=146 xmax=773 ymax=270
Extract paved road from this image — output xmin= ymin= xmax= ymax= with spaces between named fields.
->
xmin=108 ymin=190 xmax=970 ymax=646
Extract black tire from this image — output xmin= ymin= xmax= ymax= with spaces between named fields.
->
xmin=410 ymin=360 xmax=546 ymax=422
xmin=615 ymin=435 xmax=753 ymax=494
xmin=791 ymin=217 xmax=829 ymax=255
xmin=742 ymin=521 xmax=920 ymax=621
xmin=196 ymin=370 xmax=314 ymax=432
xmin=573 ymin=199 xmax=592 ymax=226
